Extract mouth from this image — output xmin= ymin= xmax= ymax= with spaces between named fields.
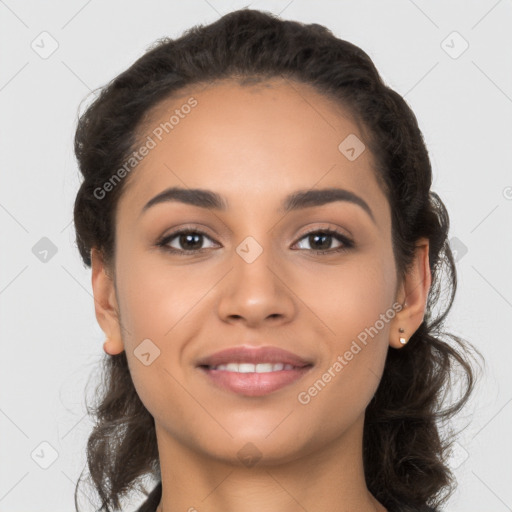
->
xmin=204 ymin=362 xmax=305 ymax=372
xmin=196 ymin=346 xmax=314 ymax=397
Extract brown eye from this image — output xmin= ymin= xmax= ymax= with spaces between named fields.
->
xmin=157 ymin=229 xmax=218 ymax=255
xmin=156 ymin=227 xmax=354 ymax=256
xmin=294 ymin=229 xmax=354 ymax=254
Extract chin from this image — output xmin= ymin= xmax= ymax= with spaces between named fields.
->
xmin=200 ymin=430 xmax=311 ymax=468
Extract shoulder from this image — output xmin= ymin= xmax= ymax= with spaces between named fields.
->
xmin=134 ymin=481 xmax=162 ymax=512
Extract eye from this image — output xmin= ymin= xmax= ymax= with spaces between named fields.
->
xmin=156 ymin=228 xmax=218 ymax=255
xmin=293 ymin=228 xmax=354 ymax=254
xmin=156 ymin=226 xmax=354 ymax=256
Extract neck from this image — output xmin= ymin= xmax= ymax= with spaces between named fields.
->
xmin=153 ymin=415 xmax=386 ymax=512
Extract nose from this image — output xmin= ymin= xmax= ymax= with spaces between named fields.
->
xmin=216 ymin=241 xmax=296 ymax=328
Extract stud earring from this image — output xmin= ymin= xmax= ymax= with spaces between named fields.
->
xmin=398 ymin=327 xmax=407 ymax=345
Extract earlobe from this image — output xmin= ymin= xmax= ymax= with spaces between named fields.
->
xmin=390 ymin=238 xmax=431 ymax=349
xmin=91 ymin=248 xmax=125 ymax=355
xmin=103 ymin=337 xmax=124 ymax=355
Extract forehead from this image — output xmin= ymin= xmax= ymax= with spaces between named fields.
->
xmin=118 ymin=78 xmax=386 ymax=220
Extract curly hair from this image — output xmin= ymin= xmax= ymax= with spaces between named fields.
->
xmin=72 ymin=8 xmax=484 ymax=512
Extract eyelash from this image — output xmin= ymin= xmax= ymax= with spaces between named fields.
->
xmin=156 ymin=225 xmax=354 ymax=257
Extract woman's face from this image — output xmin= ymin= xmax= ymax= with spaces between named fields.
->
xmin=94 ymin=78 xmax=419 ymax=465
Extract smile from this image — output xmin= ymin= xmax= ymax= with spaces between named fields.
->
xmin=199 ymin=364 xmax=313 ymax=396
xmin=206 ymin=362 xmax=299 ymax=372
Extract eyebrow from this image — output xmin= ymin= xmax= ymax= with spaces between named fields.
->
xmin=140 ymin=186 xmax=375 ymax=223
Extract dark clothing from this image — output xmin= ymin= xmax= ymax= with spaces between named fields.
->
xmin=135 ymin=482 xmax=162 ymax=512
xmin=134 ymin=481 xmax=439 ymax=512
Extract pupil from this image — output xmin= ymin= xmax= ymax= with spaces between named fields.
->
xmin=311 ymin=233 xmax=331 ymax=250
xmin=181 ymin=233 xmax=202 ymax=250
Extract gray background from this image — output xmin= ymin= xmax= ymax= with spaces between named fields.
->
xmin=1 ymin=0 xmax=511 ymax=511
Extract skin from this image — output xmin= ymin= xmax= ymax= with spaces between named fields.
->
xmin=91 ymin=78 xmax=431 ymax=512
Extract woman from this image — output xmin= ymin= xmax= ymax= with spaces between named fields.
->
xmin=72 ymin=8 xmax=482 ymax=512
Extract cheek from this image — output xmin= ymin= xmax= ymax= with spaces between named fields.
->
xmin=115 ymin=249 xmax=214 ymax=341
xmin=113 ymin=250 xmax=218 ymax=401
xmin=294 ymin=247 xmax=397 ymax=339
xmin=293 ymin=264 xmax=394 ymax=436
xmin=294 ymin=249 xmax=395 ymax=396
xmin=113 ymin=253 xmax=205 ymax=428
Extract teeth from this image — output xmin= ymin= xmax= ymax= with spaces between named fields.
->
xmin=210 ymin=363 xmax=296 ymax=372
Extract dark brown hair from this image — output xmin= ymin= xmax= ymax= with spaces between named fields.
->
xmin=73 ymin=8 xmax=483 ymax=512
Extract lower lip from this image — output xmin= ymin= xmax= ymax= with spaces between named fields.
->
xmin=199 ymin=366 xmax=313 ymax=397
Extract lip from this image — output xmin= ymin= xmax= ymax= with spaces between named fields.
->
xmin=196 ymin=346 xmax=314 ymax=397
xmin=196 ymin=345 xmax=313 ymax=368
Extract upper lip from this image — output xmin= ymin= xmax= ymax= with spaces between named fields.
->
xmin=196 ymin=346 xmax=313 ymax=368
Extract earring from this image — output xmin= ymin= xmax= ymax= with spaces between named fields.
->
xmin=398 ymin=327 xmax=407 ymax=345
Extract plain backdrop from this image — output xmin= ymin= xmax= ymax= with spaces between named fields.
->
xmin=1 ymin=1 xmax=511 ymax=511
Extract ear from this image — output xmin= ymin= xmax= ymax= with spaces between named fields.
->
xmin=389 ymin=237 xmax=431 ymax=349
xmin=91 ymin=248 xmax=125 ymax=355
